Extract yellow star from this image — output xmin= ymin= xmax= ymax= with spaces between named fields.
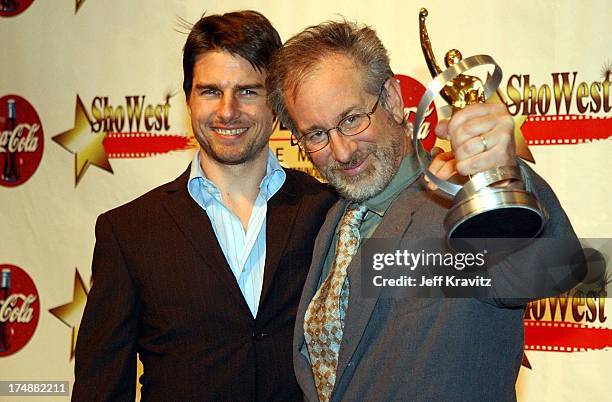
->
xmin=513 ymin=114 xmax=533 ymax=163
xmin=53 ymin=95 xmax=113 ymax=186
xmin=75 ymin=0 xmax=86 ymax=13
xmin=49 ymin=270 xmax=89 ymax=360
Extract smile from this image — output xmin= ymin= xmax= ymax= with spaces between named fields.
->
xmin=341 ymin=154 xmax=370 ymax=176
xmin=213 ymin=127 xmax=248 ymax=136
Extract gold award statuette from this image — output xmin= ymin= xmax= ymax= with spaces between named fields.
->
xmin=414 ymin=8 xmax=547 ymax=250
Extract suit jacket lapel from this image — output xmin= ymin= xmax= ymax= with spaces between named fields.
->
xmin=294 ymin=198 xmax=348 ymax=398
xmin=335 ymin=184 xmax=425 ymax=384
xmin=162 ymin=166 xmax=253 ymax=318
xmin=257 ymin=175 xmax=301 ymax=310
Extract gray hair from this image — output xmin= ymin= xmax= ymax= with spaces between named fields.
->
xmin=266 ymin=20 xmax=394 ymax=134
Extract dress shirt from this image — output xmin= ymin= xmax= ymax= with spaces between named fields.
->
xmin=187 ymin=150 xmax=286 ymax=317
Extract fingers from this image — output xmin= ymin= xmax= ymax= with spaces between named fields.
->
xmin=448 ymin=102 xmax=507 ymax=135
xmin=445 ymin=103 xmax=517 ymax=176
xmin=434 ymin=119 xmax=450 ymax=140
xmin=449 ymin=103 xmax=509 ymax=147
xmin=426 ymin=149 xmax=457 ymax=191
xmin=449 ymin=113 xmax=499 ymax=152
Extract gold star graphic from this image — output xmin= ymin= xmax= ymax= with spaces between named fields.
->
xmin=53 ymin=95 xmax=113 ymax=186
xmin=49 ymin=269 xmax=89 ymax=360
xmin=513 ymin=114 xmax=533 ymax=163
xmin=75 ymin=0 xmax=86 ymax=14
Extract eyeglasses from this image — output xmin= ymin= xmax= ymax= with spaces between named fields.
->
xmin=291 ymin=84 xmax=385 ymax=153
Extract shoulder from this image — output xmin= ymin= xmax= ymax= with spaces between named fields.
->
xmin=283 ymin=168 xmax=338 ymax=206
xmin=283 ymin=168 xmax=335 ymax=196
xmin=99 ymin=166 xmax=190 ymax=226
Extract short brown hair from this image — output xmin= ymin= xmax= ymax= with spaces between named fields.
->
xmin=183 ymin=10 xmax=282 ymax=98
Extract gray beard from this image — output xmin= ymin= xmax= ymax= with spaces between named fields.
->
xmin=319 ymin=128 xmax=405 ymax=202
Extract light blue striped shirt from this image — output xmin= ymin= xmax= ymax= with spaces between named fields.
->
xmin=187 ymin=150 xmax=286 ymax=317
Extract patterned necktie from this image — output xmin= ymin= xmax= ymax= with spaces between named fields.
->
xmin=304 ymin=202 xmax=368 ymax=402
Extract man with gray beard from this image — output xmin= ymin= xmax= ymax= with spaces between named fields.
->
xmin=267 ymin=20 xmax=583 ymax=402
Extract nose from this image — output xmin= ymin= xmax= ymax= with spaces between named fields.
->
xmin=328 ymin=130 xmax=358 ymax=163
xmin=218 ymin=93 xmax=240 ymax=123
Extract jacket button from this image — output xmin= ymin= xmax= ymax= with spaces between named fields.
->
xmin=253 ymin=331 xmax=269 ymax=341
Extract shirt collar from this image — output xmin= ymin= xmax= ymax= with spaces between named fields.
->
xmin=364 ymin=149 xmax=422 ymax=217
xmin=187 ymin=149 xmax=286 ymax=208
xmin=260 ymin=149 xmax=286 ymax=198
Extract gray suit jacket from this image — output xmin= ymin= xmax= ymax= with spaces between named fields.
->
xmin=294 ymin=167 xmax=584 ymax=402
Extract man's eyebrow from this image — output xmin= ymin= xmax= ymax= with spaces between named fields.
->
xmin=193 ymin=83 xmax=219 ymax=91
xmin=302 ymin=104 xmax=360 ymax=133
xmin=194 ymin=82 xmax=265 ymax=92
xmin=192 ymin=83 xmax=265 ymax=92
xmin=235 ymin=84 xmax=265 ymax=91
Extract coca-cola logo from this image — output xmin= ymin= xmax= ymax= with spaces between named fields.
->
xmin=0 ymin=0 xmax=34 ymax=17
xmin=397 ymin=74 xmax=438 ymax=152
xmin=0 ymin=264 xmax=40 ymax=357
xmin=0 ymin=95 xmax=44 ymax=187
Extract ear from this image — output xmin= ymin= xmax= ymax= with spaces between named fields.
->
xmin=383 ymin=77 xmax=404 ymax=124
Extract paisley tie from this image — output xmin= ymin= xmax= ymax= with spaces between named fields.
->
xmin=303 ymin=202 xmax=368 ymax=402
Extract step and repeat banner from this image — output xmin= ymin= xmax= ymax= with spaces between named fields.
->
xmin=1 ymin=0 xmax=610 ymax=400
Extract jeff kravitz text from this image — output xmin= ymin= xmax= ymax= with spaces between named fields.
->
xmin=370 ymin=249 xmax=491 ymax=288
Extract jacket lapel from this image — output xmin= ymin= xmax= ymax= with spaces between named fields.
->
xmin=294 ymin=199 xmax=348 ymax=398
xmin=335 ymin=184 xmax=426 ymax=384
xmin=257 ymin=174 xmax=301 ymax=310
xmin=162 ymin=166 xmax=253 ymax=318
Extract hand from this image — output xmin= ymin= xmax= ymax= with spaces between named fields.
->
xmin=434 ymin=103 xmax=516 ymax=176
xmin=425 ymin=146 xmax=456 ymax=191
